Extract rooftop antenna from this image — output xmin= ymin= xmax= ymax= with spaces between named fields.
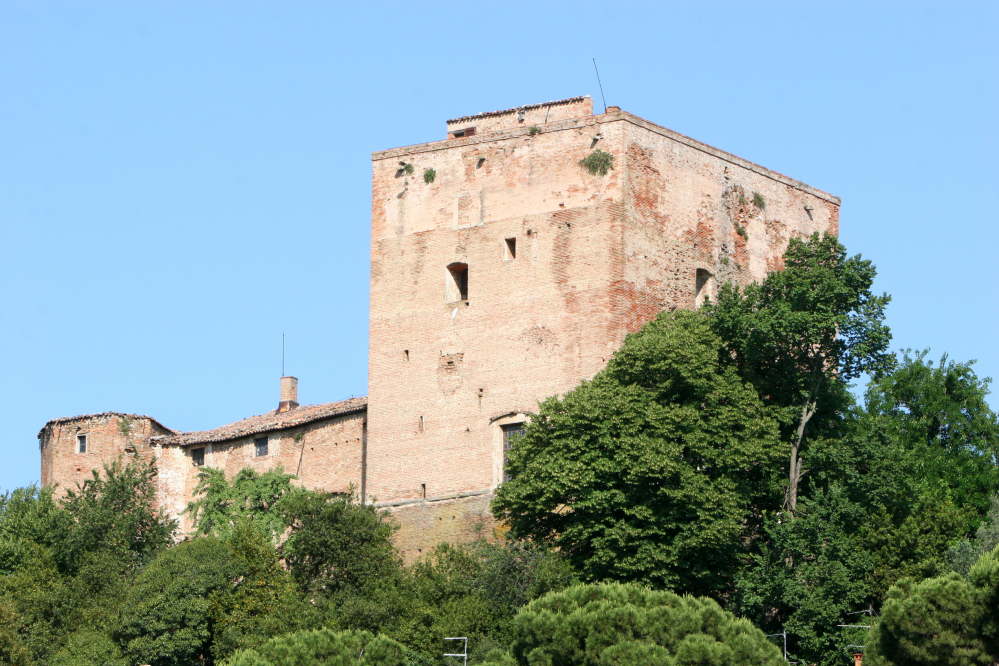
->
xmin=592 ymin=58 xmax=607 ymax=112
xmin=282 ymin=333 xmax=285 ymax=377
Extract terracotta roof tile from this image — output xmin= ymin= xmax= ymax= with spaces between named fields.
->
xmin=38 ymin=412 xmax=178 ymax=439
xmin=446 ymin=96 xmax=590 ymax=125
xmin=155 ymin=397 xmax=367 ymax=447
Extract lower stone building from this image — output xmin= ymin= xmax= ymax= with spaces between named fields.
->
xmin=38 ymin=96 xmax=840 ymax=561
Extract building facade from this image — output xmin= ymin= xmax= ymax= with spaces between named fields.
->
xmin=38 ymin=97 xmax=839 ymax=560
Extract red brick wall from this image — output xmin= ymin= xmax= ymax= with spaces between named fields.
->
xmin=154 ymin=412 xmax=366 ymax=534
xmin=39 ymin=414 xmax=170 ymax=496
xmin=367 ymin=105 xmax=840 ymax=558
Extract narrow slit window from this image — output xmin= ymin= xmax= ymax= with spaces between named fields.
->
xmin=404 ymin=349 xmax=409 ymax=362
xmin=504 ymin=238 xmax=517 ymax=260
xmin=501 ymin=423 xmax=526 ymax=482
xmin=192 ymin=447 xmax=205 ymax=467
xmin=254 ymin=436 xmax=269 ymax=457
xmin=446 ymin=263 xmax=468 ymax=302
xmin=77 ymin=435 xmax=87 ymax=454
xmin=695 ymin=269 xmax=714 ymax=308
xmin=421 ymin=483 xmax=427 ymax=499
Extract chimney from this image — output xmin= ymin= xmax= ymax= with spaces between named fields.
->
xmin=279 ymin=376 xmax=299 ymax=413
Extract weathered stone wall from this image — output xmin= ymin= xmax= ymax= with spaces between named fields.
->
xmin=36 ymin=98 xmax=841 ymax=562
xmin=367 ymin=102 xmax=840 ymax=559
xmin=155 ymin=411 xmax=366 ymax=534
xmin=383 ymin=493 xmax=498 ymax=563
xmin=616 ymin=109 xmax=838 ymax=331
xmin=39 ymin=413 xmax=171 ymax=496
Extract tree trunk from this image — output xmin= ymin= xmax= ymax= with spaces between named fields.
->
xmin=785 ymin=376 xmax=821 ymax=515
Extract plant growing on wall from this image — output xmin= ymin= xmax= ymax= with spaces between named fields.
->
xmin=753 ymin=191 xmax=766 ymax=210
xmin=528 ymin=126 xmax=541 ymax=136
xmin=423 ymin=168 xmax=436 ymax=184
xmin=396 ymin=162 xmax=414 ymax=177
xmin=579 ymin=149 xmax=614 ymax=176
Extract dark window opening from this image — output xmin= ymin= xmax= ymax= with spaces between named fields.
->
xmin=254 ymin=437 xmax=269 ymax=457
xmin=505 ymin=238 xmax=517 ymax=260
xmin=421 ymin=483 xmax=427 ymax=499
xmin=695 ymin=269 xmax=713 ymax=307
xmin=77 ymin=435 xmax=87 ymax=454
xmin=404 ymin=349 xmax=409 ymax=362
xmin=192 ymin=447 xmax=205 ymax=466
xmin=452 ymin=126 xmax=476 ymax=138
xmin=502 ymin=423 xmax=526 ymax=482
xmin=447 ymin=263 xmax=468 ymax=301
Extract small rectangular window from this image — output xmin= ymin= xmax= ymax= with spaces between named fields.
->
xmin=504 ymin=238 xmax=516 ymax=260
xmin=254 ymin=437 xmax=269 ymax=457
xmin=192 ymin=447 xmax=205 ymax=466
xmin=452 ymin=126 xmax=476 ymax=138
xmin=501 ymin=423 xmax=526 ymax=482
xmin=77 ymin=435 xmax=87 ymax=454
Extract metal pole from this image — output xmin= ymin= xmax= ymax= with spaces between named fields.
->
xmin=444 ymin=637 xmax=468 ymax=666
xmin=592 ymin=58 xmax=607 ymax=113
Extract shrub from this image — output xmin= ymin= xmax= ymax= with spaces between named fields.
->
xmin=423 ymin=168 xmax=436 ymax=184
xmin=480 ymin=582 xmax=783 ymax=666
xmin=224 ymin=629 xmax=406 ymax=666
xmin=578 ymin=149 xmax=614 ymax=176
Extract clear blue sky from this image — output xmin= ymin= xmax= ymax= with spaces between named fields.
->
xmin=2 ymin=2 xmax=996 ymax=492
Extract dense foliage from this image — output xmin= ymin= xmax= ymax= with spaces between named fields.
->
xmin=2 ymin=233 xmax=998 ymax=665
xmin=495 ymin=233 xmax=999 ymax=665
xmin=225 ymin=629 xmax=408 ymax=666
xmin=480 ymin=582 xmax=783 ymax=666
xmin=493 ymin=309 xmax=783 ymax=595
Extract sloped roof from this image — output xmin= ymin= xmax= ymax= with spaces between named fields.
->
xmin=156 ymin=397 xmax=367 ymax=447
xmin=446 ymin=96 xmax=590 ymax=125
xmin=38 ymin=412 xmax=178 ymax=439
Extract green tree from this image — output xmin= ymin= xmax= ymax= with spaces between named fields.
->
xmin=50 ymin=629 xmax=128 ymax=666
xmin=116 ymin=536 xmax=241 ymax=666
xmin=708 ymin=232 xmax=892 ymax=513
xmin=863 ymin=350 xmax=999 ymax=533
xmin=0 ymin=602 xmax=30 ymax=666
xmin=480 ymin=582 xmax=783 ymax=666
xmin=948 ymin=496 xmax=999 ymax=576
xmin=734 ymin=486 xmax=873 ymax=665
xmin=378 ymin=540 xmax=578 ymax=663
xmin=0 ymin=485 xmax=68 ymax=575
xmin=209 ymin=520 xmax=317 ymax=662
xmin=59 ymin=457 xmax=176 ymax=572
xmin=279 ymin=490 xmax=400 ymax=601
xmin=223 ymin=629 xmax=407 ymax=666
xmin=0 ymin=461 xmax=172 ymax=663
xmin=493 ymin=309 xmax=783 ymax=594
xmin=186 ymin=466 xmax=302 ymax=540
xmin=869 ymin=573 xmax=989 ymax=666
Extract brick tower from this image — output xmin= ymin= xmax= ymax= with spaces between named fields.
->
xmin=365 ymin=96 xmax=839 ymax=559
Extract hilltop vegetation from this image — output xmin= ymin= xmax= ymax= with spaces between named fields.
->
xmin=2 ymin=233 xmax=998 ymax=665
